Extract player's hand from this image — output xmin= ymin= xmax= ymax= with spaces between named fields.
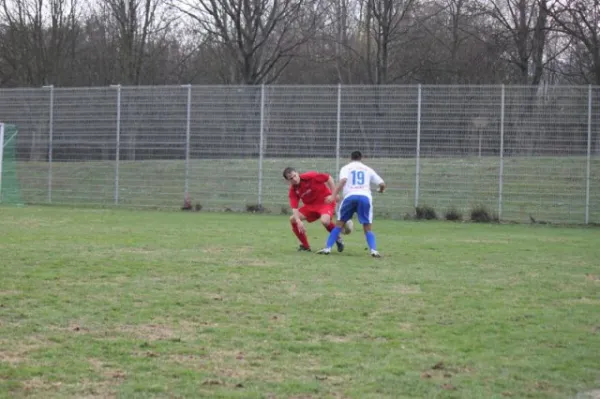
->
xmin=296 ymin=220 xmax=306 ymax=234
xmin=324 ymin=195 xmax=334 ymax=204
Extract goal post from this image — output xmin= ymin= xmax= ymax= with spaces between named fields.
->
xmin=0 ymin=123 xmax=23 ymax=205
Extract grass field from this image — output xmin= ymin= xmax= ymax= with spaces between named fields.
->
xmin=6 ymin=155 xmax=600 ymax=224
xmin=1 ymin=206 xmax=599 ymax=398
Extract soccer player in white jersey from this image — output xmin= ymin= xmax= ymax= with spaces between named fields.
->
xmin=317 ymin=150 xmax=386 ymax=257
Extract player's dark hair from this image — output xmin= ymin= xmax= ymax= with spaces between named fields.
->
xmin=351 ymin=151 xmax=362 ymax=160
xmin=282 ymin=167 xmax=296 ymax=179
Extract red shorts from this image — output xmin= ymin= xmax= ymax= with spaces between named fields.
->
xmin=299 ymin=202 xmax=336 ymax=222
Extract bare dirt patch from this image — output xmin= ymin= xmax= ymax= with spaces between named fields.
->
xmin=420 ymin=360 xmax=475 ymax=385
xmin=394 ymin=284 xmax=422 ymax=294
xmin=21 ymin=377 xmax=68 ymax=398
xmin=114 ymin=321 xmax=199 ymax=342
xmin=88 ymin=357 xmax=127 ymax=380
xmin=118 ymin=247 xmax=156 ymax=254
xmin=0 ymin=338 xmax=52 ymax=365
xmin=203 ymin=246 xmax=224 ymax=254
xmin=230 ymin=258 xmax=275 ymax=267
xmin=576 ymin=390 xmax=600 ymax=399
xmin=528 ymin=380 xmax=559 ymax=395
xmin=199 ymin=349 xmax=261 ymax=380
xmin=319 ymin=334 xmax=354 ymax=343
xmin=310 ymin=333 xmax=391 ymax=344
xmin=21 ymin=377 xmax=49 ymax=391
xmin=73 ymin=379 xmax=120 ymax=399
xmin=457 ymin=239 xmax=510 ymax=244
xmin=0 ymin=290 xmax=21 ymax=296
xmin=567 ymin=297 xmax=600 ymax=305
xmin=235 ymin=246 xmax=254 ymax=254
xmin=169 ymin=353 xmax=206 ymax=367
xmin=1 ymin=350 xmax=30 ymax=365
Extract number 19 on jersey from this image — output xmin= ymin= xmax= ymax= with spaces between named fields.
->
xmin=350 ymin=170 xmax=365 ymax=185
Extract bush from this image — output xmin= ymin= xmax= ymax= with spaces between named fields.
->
xmin=246 ymin=204 xmax=266 ymax=213
xmin=470 ymin=205 xmax=498 ymax=223
xmin=415 ymin=205 xmax=437 ymax=220
xmin=444 ymin=207 xmax=462 ymax=221
xmin=181 ymin=197 xmax=201 ymax=212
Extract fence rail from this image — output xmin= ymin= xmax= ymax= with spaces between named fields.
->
xmin=1 ymin=84 xmax=598 ymax=224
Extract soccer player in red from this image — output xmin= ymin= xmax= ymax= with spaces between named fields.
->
xmin=283 ymin=167 xmax=344 ymax=252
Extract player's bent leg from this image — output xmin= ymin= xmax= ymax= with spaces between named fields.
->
xmin=334 ymin=234 xmax=345 ymax=253
xmin=326 ymin=224 xmax=345 ymax=253
xmin=335 ymin=199 xmax=361 ymax=254
xmin=318 ymin=213 xmax=340 ymax=229
xmin=289 ymin=213 xmax=308 ymax=222
xmin=318 ymin=200 xmax=357 ymax=255
xmin=317 ymin=221 xmax=346 ymax=255
xmin=319 ymin=213 xmax=332 ymax=227
xmin=321 ymin=214 xmax=344 ymax=252
xmin=319 ymin=207 xmax=344 ymax=253
xmin=290 ymin=213 xmax=311 ymax=251
xmin=317 ymin=223 xmax=343 ymax=255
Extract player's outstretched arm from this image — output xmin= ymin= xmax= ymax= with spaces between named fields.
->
xmin=292 ymin=208 xmax=303 ymax=221
xmin=324 ymin=178 xmax=346 ymax=204
xmin=332 ymin=178 xmax=347 ymax=198
xmin=291 ymin=208 xmax=306 ymax=233
xmin=325 ymin=175 xmax=335 ymax=193
xmin=369 ymin=167 xmax=385 ymax=193
xmin=288 ymin=187 xmax=303 ymax=221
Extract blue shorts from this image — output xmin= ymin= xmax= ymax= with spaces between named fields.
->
xmin=338 ymin=195 xmax=373 ymax=225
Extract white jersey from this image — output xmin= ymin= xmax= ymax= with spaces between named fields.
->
xmin=339 ymin=161 xmax=384 ymax=200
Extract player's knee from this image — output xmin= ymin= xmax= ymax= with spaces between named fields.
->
xmin=289 ymin=215 xmax=297 ymax=223
xmin=320 ymin=214 xmax=331 ymax=225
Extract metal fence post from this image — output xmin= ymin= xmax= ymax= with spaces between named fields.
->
xmin=258 ymin=84 xmax=265 ymax=206
xmin=112 ymin=85 xmax=121 ymax=205
xmin=586 ymin=85 xmax=592 ymax=224
xmin=415 ymin=84 xmax=422 ymax=208
xmin=184 ymin=84 xmax=191 ymax=200
xmin=498 ymin=84 xmax=505 ymax=220
xmin=44 ymin=85 xmax=54 ymax=203
xmin=0 ymin=123 xmax=4 ymax=202
xmin=336 ymin=83 xmax=342 ymax=179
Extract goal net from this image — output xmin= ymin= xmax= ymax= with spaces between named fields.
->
xmin=0 ymin=123 xmax=23 ymax=205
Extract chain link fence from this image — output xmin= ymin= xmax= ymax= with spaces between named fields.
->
xmin=0 ymin=85 xmax=598 ymax=224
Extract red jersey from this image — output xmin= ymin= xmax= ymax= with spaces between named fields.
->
xmin=288 ymin=171 xmax=332 ymax=208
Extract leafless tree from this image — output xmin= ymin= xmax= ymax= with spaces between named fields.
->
xmin=173 ymin=0 xmax=322 ymax=84
xmin=0 ymin=0 xmax=80 ymax=162
xmin=548 ymin=0 xmax=600 ymax=84
xmin=0 ymin=0 xmax=597 ymax=86
xmin=485 ymin=0 xmax=550 ymax=84
xmin=98 ymin=0 xmax=174 ymax=84
xmin=0 ymin=0 xmax=80 ymax=85
xmin=360 ymin=0 xmax=416 ymax=84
